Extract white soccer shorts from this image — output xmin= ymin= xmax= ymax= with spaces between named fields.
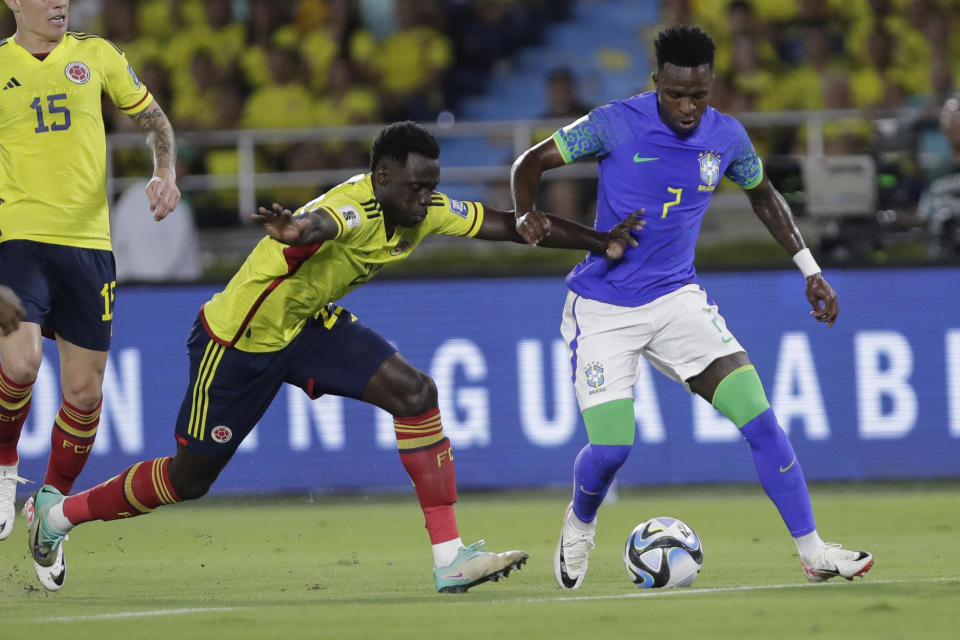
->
xmin=560 ymin=284 xmax=745 ymax=411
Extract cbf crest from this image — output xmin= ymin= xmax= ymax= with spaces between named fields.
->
xmin=584 ymin=361 xmax=606 ymax=394
xmin=698 ymin=151 xmax=721 ymax=191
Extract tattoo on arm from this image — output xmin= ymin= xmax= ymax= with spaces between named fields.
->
xmin=132 ymin=103 xmax=177 ymax=172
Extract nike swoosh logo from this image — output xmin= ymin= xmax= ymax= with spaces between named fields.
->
xmin=47 ymin=564 xmax=66 ymax=587
xmin=558 ymin=542 xmax=578 ymax=588
xmin=633 ymin=154 xmax=659 ymax=163
xmin=780 ymin=456 xmax=797 ymax=473
xmin=441 ymin=572 xmax=464 ymax=579
xmin=578 ymin=485 xmax=602 ymax=496
xmin=721 ymin=336 xmax=734 ymax=343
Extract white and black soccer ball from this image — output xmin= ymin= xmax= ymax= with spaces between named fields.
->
xmin=624 ymin=516 xmax=703 ymax=588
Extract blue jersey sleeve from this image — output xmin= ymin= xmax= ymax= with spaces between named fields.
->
xmin=724 ymin=120 xmax=763 ymax=189
xmin=551 ymin=103 xmax=631 ymax=164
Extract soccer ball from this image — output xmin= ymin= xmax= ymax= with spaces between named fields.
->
xmin=624 ymin=516 xmax=703 ymax=588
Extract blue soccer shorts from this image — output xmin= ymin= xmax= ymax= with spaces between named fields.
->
xmin=174 ymin=305 xmax=398 ymax=458
xmin=0 ymin=239 xmax=116 ymax=351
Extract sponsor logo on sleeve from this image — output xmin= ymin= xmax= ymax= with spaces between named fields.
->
xmin=449 ymin=199 xmax=469 ymax=218
xmin=339 ymin=205 xmax=361 ymax=228
xmin=127 ymin=64 xmax=141 ymax=88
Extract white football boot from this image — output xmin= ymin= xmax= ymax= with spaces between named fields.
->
xmin=802 ymin=542 xmax=874 ymax=582
xmin=433 ymin=540 xmax=529 ymax=593
xmin=0 ymin=463 xmax=28 ymax=540
xmin=553 ymin=502 xmax=596 ymax=589
xmin=25 ymin=486 xmax=68 ymax=591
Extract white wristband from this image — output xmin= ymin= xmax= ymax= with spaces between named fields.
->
xmin=792 ymin=248 xmax=821 ymax=278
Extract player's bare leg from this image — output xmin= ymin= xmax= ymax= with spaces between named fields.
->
xmin=690 ymin=352 xmax=873 ymax=582
xmin=0 ymin=322 xmax=42 ymax=540
xmin=363 ymin=353 xmax=528 ymax=592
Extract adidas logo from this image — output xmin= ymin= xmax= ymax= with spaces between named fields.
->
xmin=3 ymin=77 xmax=21 ymax=90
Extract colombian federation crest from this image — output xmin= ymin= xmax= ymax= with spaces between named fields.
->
xmin=698 ymin=151 xmax=721 ymax=188
xmin=390 ymin=239 xmax=413 ymax=256
xmin=65 ymin=61 xmax=90 ymax=84
xmin=211 ymin=425 xmax=233 ymax=444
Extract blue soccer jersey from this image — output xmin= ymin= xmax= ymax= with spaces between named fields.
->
xmin=552 ymin=91 xmax=763 ymax=306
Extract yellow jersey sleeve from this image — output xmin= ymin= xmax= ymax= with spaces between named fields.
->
xmin=99 ymin=38 xmax=152 ymax=114
xmin=424 ymin=192 xmax=484 ymax=238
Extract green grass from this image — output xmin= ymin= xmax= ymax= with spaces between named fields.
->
xmin=1 ymin=483 xmax=957 ymax=639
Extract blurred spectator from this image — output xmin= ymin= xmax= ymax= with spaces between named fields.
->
xmin=241 ymin=46 xmax=318 ymax=206
xmin=165 ymin=0 xmax=244 ymax=73
xmin=299 ymin=0 xmax=373 ymax=94
xmin=542 ymin=67 xmax=591 ymax=120
xmin=536 ymin=68 xmax=594 ymax=224
xmin=313 ymin=57 xmax=381 ymax=167
xmin=193 ymin=83 xmax=250 ymax=227
xmin=918 ymin=97 xmax=960 ymax=256
xmin=240 ymin=0 xmax=298 ymax=90
xmin=242 ymin=46 xmax=315 ymax=130
xmin=371 ymin=0 xmax=453 ymax=121
xmin=712 ymin=1 xmax=776 ymax=74
xmin=111 ymin=178 xmax=201 ymax=282
xmin=774 ymin=22 xmax=846 ymax=111
xmin=728 ymin=34 xmax=775 ymax=111
xmin=819 ymin=71 xmax=875 ymax=154
xmin=172 ymin=48 xmax=229 ymax=131
xmin=100 ymin=0 xmax=162 ymax=69
xmin=315 ymin=57 xmax=381 ymax=128
xmin=850 ymin=25 xmax=899 ymax=108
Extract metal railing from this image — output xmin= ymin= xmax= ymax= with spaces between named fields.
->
xmin=105 ymin=107 xmax=927 ymax=223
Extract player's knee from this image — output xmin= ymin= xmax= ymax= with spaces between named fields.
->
xmin=169 ymin=471 xmax=216 ymax=501
xmin=168 ymin=452 xmax=223 ymax=501
xmin=0 ymin=352 xmax=41 ymax=384
xmin=392 ymin=371 xmax=437 ymax=417
xmin=61 ymin=386 xmax=103 ymax=412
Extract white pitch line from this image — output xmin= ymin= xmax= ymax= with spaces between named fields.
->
xmin=479 ymin=576 xmax=957 ymax=604
xmin=38 ymin=576 xmax=959 ymax=621
xmin=45 ymin=607 xmax=241 ymax=623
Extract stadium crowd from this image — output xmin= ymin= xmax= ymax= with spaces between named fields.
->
xmin=2 ymin=0 xmax=957 ymax=258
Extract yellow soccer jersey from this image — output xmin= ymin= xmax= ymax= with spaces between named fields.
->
xmin=201 ymin=173 xmax=485 ymax=353
xmin=0 ymin=32 xmax=153 ymax=250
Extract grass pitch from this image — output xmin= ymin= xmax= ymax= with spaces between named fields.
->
xmin=1 ymin=482 xmax=957 ymax=639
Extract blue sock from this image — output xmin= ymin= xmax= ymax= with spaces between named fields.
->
xmin=740 ymin=409 xmax=816 ymax=536
xmin=571 ymin=443 xmax=631 ymax=522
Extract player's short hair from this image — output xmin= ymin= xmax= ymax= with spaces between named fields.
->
xmin=370 ymin=121 xmax=440 ymax=171
xmin=654 ymin=26 xmax=716 ymax=70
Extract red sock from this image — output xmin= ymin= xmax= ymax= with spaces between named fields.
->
xmin=62 ymin=456 xmax=181 ymax=525
xmin=0 ymin=365 xmax=34 ymax=466
xmin=44 ymin=396 xmax=101 ymax=494
xmin=395 ymin=408 xmax=459 ymax=544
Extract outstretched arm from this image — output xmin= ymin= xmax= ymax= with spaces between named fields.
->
xmin=510 ymin=137 xmax=569 ymax=245
xmin=474 ymin=206 xmax=643 ymax=260
xmin=744 ymin=175 xmax=839 ymax=327
xmin=0 ymin=285 xmax=26 ymax=336
xmin=252 ymin=203 xmax=341 ymax=246
xmin=130 ymin=101 xmax=181 ymax=221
